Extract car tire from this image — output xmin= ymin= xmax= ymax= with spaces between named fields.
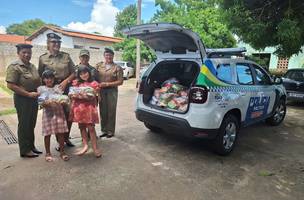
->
xmin=213 ymin=114 xmax=239 ymax=156
xmin=124 ymin=72 xmax=129 ymax=80
xmin=144 ymin=122 xmax=162 ymax=133
xmin=266 ymin=98 xmax=286 ymax=126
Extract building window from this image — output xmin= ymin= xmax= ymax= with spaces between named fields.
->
xmin=89 ymin=46 xmax=100 ymax=50
xmin=74 ymin=45 xmax=84 ymax=49
xmin=277 ymin=57 xmax=289 ymax=70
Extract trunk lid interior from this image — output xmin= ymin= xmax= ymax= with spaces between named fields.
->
xmin=123 ymin=23 xmax=206 ymax=59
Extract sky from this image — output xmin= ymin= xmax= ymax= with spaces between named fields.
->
xmin=0 ymin=0 xmax=159 ymax=36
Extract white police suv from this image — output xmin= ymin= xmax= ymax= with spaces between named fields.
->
xmin=123 ymin=23 xmax=287 ymax=155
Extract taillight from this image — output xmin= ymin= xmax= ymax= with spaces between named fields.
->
xmin=189 ymin=86 xmax=208 ymax=104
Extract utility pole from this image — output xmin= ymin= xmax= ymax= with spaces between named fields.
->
xmin=136 ymin=0 xmax=142 ymax=83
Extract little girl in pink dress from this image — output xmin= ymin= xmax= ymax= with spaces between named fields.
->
xmin=69 ymin=65 xmax=102 ymax=158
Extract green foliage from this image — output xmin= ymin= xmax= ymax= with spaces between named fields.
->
xmin=0 ymin=84 xmax=13 ymax=95
xmin=114 ymin=38 xmax=155 ymax=64
xmin=258 ymin=170 xmax=275 ymax=177
xmin=6 ymin=19 xmax=47 ymax=36
xmin=0 ymin=109 xmax=16 ymax=116
xmin=221 ymin=0 xmax=304 ymax=57
xmin=246 ymin=55 xmax=269 ymax=69
xmin=114 ymin=4 xmax=137 ymax=38
xmin=152 ymin=0 xmax=236 ymax=48
xmin=114 ymin=4 xmax=155 ymax=65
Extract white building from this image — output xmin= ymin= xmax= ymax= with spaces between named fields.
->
xmin=26 ymin=26 xmax=122 ymax=50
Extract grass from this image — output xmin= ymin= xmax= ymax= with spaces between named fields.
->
xmin=258 ymin=170 xmax=275 ymax=177
xmin=0 ymin=108 xmax=16 ymax=116
xmin=0 ymin=83 xmax=13 ymax=95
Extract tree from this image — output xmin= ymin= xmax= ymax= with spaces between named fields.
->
xmin=152 ymin=0 xmax=236 ymax=48
xmin=113 ymin=4 xmax=155 ymax=65
xmin=221 ymin=0 xmax=304 ymax=58
xmin=6 ymin=19 xmax=47 ymax=36
xmin=114 ymin=4 xmax=137 ymax=38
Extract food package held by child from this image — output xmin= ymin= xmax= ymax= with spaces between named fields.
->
xmin=38 ymin=93 xmax=69 ymax=105
xmin=69 ymin=86 xmax=96 ymax=99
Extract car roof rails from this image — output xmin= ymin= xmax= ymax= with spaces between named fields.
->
xmin=206 ymin=47 xmax=246 ymax=58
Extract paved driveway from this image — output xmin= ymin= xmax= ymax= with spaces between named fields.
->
xmin=0 ymin=79 xmax=303 ymax=200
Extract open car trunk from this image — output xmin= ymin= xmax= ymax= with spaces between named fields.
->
xmin=143 ymin=60 xmax=200 ymax=113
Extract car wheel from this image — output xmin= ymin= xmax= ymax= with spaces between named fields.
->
xmin=266 ymin=99 xmax=286 ymax=126
xmin=213 ymin=114 xmax=239 ymax=156
xmin=144 ymin=122 xmax=162 ymax=133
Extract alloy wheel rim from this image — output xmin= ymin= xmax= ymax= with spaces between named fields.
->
xmin=223 ymin=122 xmax=237 ymax=150
xmin=273 ymin=103 xmax=285 ymax=122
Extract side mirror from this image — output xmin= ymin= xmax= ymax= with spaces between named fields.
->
xmin=273 ymin=77 xmax=283 ymax=84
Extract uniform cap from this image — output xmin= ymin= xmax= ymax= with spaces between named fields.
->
xmin=79 ymin=49 xmax=90 ymax=57
xmin=47 ymin=33 xmax=61 ymax=42
xmin=104 ymin=47 xmax=114 ymax=55
xmin=15 ymin=44 xmax=33 ymax=49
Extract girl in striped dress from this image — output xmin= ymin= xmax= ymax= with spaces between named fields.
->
xmin=38 ymin=70 xmax=70 ymax=161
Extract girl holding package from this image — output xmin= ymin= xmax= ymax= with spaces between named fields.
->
xmin=69 ymin=65 xmax=102 ymax=158
xmin=38 ymin=70 xmax=70 ymax=161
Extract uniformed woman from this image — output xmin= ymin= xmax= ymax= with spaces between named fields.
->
xmin=6 ymin=44 xmax=42 ymax=158
xmin=97 ymin=48 xmax=123 ymax=138
xmin=38 ymin=33 xmax=75 ymax=148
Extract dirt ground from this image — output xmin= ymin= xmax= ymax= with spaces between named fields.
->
xmin=0 ymin=79 xmax=303 ymax=200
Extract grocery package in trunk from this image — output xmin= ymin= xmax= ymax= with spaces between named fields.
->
xmin=149 ymin=78 xmax=189 ymax=112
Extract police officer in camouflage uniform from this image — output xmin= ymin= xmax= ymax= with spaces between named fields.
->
xmin=97 ymin=48 xmax=123 ymax=138
xmin=6 ymin=44 xmax=42 ymax=158
xmin=38 ymin=33 xmax=75 ymax=148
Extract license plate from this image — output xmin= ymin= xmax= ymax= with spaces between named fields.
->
xmin=288 ymin=93 xmax=304 ymax=98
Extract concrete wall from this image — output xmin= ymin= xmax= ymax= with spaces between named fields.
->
xmin=0 ymin=42 xmax=122 ymax=77
xmin=237 ymin=41 xmax=304 ymax=69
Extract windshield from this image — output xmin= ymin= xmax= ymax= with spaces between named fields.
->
xmin=284 ymin=70 xmax=304 ymax=81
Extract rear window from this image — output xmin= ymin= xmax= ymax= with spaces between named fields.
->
xmin=216 ymin=64 xmax=234 ymax=84
xmin=236 ymin=63 xmax=253 ymax=85
xmin=115 ymin=62 xmax=126 ymax=67
xmin=285 ymin=70 xmax=304 ymax=81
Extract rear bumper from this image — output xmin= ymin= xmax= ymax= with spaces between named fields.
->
xmin=135 ymin=109 xmax=218 ymax=139
xmin=286 ymin=91 xmax=304 ymax=101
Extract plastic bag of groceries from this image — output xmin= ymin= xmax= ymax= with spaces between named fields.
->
xmin=161 ymin=77 xmax=179 ymax=87
xmin=38 ymin=93 xmax=69 ymax=106
xmin=159 ymin=93 xmax=176 ymax=107
xmin=69 ymin=86 xmax=96 ymax=99
xmin=149 ymin=77 xmax=189 ymax=111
